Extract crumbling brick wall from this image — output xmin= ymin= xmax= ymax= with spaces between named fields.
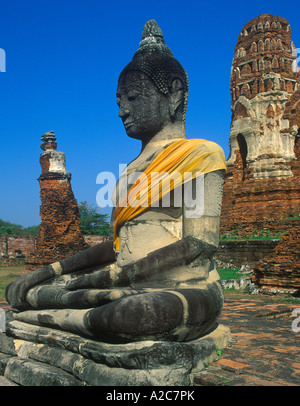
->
xmin=0 ymin=235 xmax=36 ymax=258
xmin=0 ymin=234 xmax=108 ymax=266
xmin=253 ymin=221 xmax=300 ymax=291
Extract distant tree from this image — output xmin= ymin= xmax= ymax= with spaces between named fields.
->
xmin=0 ymin=219 xmax=40 ymax=237
xmin=0 ymin=219 xmax=23 ymax=237
xmin=79 ymin=201 xmax=110 ymax=236
xmin=22 ymin=225 xmax=40 ymax=236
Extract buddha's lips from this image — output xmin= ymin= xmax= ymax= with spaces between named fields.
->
xmin=124 ymin=122 xmax=134 ymax=130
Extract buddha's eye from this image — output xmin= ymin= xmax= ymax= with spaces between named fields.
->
xmin=116 ymin=97 xmax=120 ymax=106
xmin=127 ymin=91 xmax=139 ymax=101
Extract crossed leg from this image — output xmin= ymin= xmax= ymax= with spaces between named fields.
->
xmin=14 ymin=283 xmax=223 ymax=343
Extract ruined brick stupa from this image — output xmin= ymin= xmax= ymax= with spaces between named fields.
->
xmin=220 ymin=14 xmax=300 ymax=292
xmin=25 ymin=131 xmax=87 ymax=270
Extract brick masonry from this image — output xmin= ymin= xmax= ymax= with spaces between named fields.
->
xmin=0 ymin=235 xmax=36 ymax=259
xmin=215 ymin=239 xmax=280 ymax=268
xmin=0 ymin=234 xmax=108 ymax=265
xmin=253 ymin=222 xmax=300 ymax=290
xmin=220 ymin=14 xmax=300 ymax=291
xmin=24 ymin=132 xmax=88 ymax=271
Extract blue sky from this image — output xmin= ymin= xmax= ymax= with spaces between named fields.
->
xmin=0 ymin=0 xmax=299 ymax=227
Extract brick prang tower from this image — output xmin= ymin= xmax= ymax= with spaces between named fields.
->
xmin=220 ymin=14 xmax=300 ymax=292
xmin=26 ymin=131 xmax=87 ymax=271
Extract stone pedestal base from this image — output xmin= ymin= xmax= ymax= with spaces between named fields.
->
xmin=0 ymin=313 xmax=230 ymax=386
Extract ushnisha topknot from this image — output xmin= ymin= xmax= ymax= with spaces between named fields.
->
xmin=119 ymin=20 xmax=189 ymax=123
xmin=134 ymin=19 xmax=174 ymax=57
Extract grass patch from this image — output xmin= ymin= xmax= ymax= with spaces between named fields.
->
xmin=220 ymin=229 xmax=285 ymax=242
xmin=0 ymin=265 xmax=25 ymax=301
xmin=220 ymin=236 xmax=281 ymax=242
xmin=280 ymin=215 xmax=300 ymax=221
xmin=217 ymin=268 xmax=241 ymax=280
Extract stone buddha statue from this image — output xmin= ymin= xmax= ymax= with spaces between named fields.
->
xmin=6 ymin=20 xmax=226 ymax=344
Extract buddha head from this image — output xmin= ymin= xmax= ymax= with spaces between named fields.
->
xmin=116 ymin=20 xmax=189 ymax=144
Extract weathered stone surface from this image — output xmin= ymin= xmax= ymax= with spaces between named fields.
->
xmin=221 ymin=276 xmax=252 ymax=290
xmin=2 ymin=319 xmax=230 ymax=386
xmin=5 ymin=358 xmax=83 ymax=386
xmin=6 ymin=319 xmax=229 ymax=368
xmin=0 ymin=331 xmax=16 ymax=356
xmin=0 ymin=375 xmax=18 ymax=386
xmin=0 ymin=353 xmax=13 ymax=375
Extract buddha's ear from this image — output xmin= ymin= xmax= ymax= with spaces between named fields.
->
xmin=168 ymin=78 xmax=185 ymax=121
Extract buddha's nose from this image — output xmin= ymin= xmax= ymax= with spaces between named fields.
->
xmin=118 ymin=103 xmax=130 ymax=120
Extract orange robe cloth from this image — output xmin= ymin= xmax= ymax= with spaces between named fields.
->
xmin=113 ymin=138 xmax=226 ymax=251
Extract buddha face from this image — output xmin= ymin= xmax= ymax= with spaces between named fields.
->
xmin=116 ymin=71 xmax=170 ymax=142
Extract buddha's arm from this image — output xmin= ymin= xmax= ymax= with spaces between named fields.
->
xmin=5 ymin=240 xmax=115 ymax=309
xmin=115 ymin=235 xmax=216 ymax=285
xmin=65 ymin=235 xmax=216 ymax=291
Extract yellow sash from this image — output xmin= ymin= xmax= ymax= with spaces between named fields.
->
xmin=113 ymin=138 xmax=226 ymax=251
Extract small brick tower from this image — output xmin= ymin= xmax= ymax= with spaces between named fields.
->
xmin=220 ymin=14 xmax=300 ymax=292
xmin=26 ymin=131 xmax=87 ymax=271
